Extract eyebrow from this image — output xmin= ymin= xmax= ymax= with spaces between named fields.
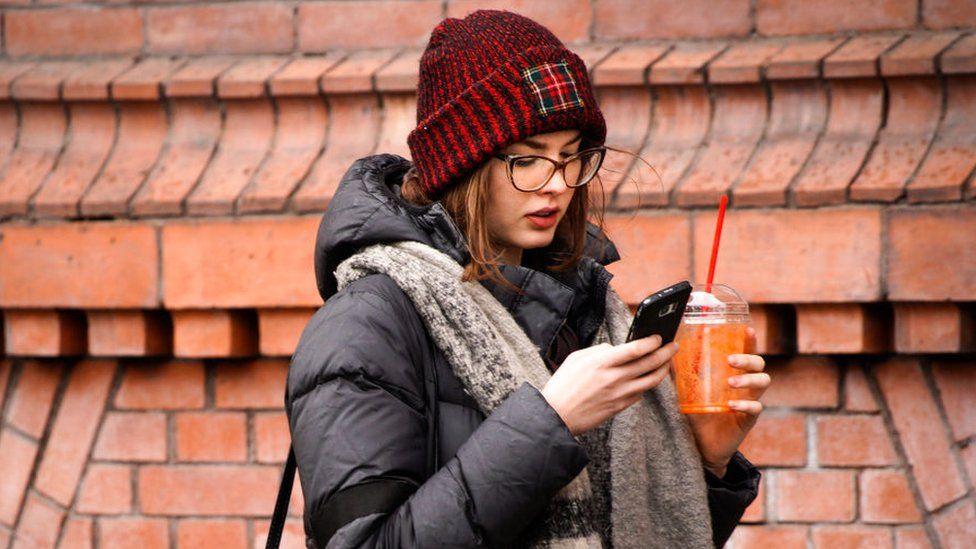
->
xmin=520 ymin=133 xmax=583 ymax=151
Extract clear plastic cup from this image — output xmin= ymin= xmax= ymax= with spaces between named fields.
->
xmin=672 ymin=283 xmax=751 ymax=414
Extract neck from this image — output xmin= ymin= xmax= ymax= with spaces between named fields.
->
xmin=499 ymin=246 xmax=523 ymax=267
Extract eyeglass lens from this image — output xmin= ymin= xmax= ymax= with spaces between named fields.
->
xmin=511 ymin=150 xmax=602 ymax=191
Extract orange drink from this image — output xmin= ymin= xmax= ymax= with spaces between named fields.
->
xmin=672 ymin=284 xmax=750 ymax=414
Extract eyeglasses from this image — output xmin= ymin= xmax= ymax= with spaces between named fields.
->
xmin=492 ymin=147 xmax=606 ymax=193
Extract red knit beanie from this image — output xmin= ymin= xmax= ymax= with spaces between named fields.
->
xmin=407 ymin=10 xmax=607 ymax=197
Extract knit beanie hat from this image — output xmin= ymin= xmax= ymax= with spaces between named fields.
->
xmin=407 ymin=10 xmax=607 ymax=197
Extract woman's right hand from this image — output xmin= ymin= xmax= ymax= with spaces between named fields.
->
xmin=540 ymin=335 xmax=677 ymax=436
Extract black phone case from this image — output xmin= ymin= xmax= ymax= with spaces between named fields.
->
xmin=626 ymin=280 xmax=693 ymax=343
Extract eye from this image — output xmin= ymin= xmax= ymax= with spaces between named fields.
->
xmin=513 ymin=157 xmax=538 ymax=168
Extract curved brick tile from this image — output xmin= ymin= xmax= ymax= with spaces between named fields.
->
xmin=375 ymin=49 xmax=424 ymax=93
xmin=130 ymin=99 xmax=221 ymax=217
xmin=941 ymin=33 xmax=976 ymax=74
xmin=850 ymin=77 xmax=942 ymax=202
xmin=792 ymin=79 xmax=884 ymax=206
xmin=0 ymin=61 xmax=38 ymax=100
xmin=291 ymin=94 xmax=381 ymax=212
xmin=598 ymin=87 xmax=651 ymax=207
xmin=7 ymin=361 xmax=64 ymax=439
xmin=14 ymin=492 xmax=63 ymax=548
xmin=908 ymin=75 xmax=976 ymax=202
xmin=0 ymin=428 xmax=39 ymax=527
xmin=572 ymin=44 xmax=618 ymax=72
xmin=708 ymin=40 xmax=785 ymax=84
xmin=185 ymin=99 xmax=275 ymax=216
xmin=592 ymin=44 xmax=671 ymax=87
xmin=649 ymin=41 xmax=728 ymax=85
xmin=765 ymin=37 xmax=847 ymax=80
xmin=676 ymin=85 xmax=767 ymax=207
xmin=733 ymin=81 xmax=827 ymax=207
xmin=881 ymin=32 xmax=964 ymax=76
xmin=80 ymin=102 xmax=168 ymax=217
xmin=164 ymin=56 xmax=238 ymax=98
xmin=0 ymin=103 xmax=16 ymax=171
xmin=31 ymin=103 xmax=117 ymax=218
xmin=623 ymin=86 xmax=710 ymax=207
xmin=10 ymin=60 xmax=86 ymax=101
xmin=824 ymin=34 xmax=906 ymax=78
xmin=217 ymin=56 xmax=290 ymax=99
xmin=320 ymin=49 xmax=399 ymax=94
xmin=237 ymin=97 xmax=328 ymax=214
xmin=375 ymin=93 xmax=417 ymax=159
xmin=62 ymin=58 xmax=136 ymax=102
xmin=112 ymin=57 xmax=187 ymax=102
xmin=270 ymin=53 xmax=344 ymax=97
xmin=0 ymin=103 xmax=66 ymax=218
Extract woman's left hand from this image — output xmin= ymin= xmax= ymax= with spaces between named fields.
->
xmin=684 ymin=327 xmax=770 ymax=478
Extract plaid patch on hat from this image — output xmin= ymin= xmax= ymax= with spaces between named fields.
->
xmin=522 ymin=61 xmax=584 ymax=116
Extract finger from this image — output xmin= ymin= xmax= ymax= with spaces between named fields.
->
xmin=728 ymin=400 xmax=763 ymax=415
xmin=728 ymin=372 xmax=771 ymax=390
xmin=604 ymin=335 xmax=663 ymax=366
xmin=624 ymin=359 xmax=672 ymax=394
xmin=745 ymin=327 xmax=757 ymax=355
xmin=728 ymin=354 xmax=765 ymax=373
xmin=619 ymin=341 xmax=678 ymax=378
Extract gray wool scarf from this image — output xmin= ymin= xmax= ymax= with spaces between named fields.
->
xmin=335 ymin=241 xmax=712 ymax=548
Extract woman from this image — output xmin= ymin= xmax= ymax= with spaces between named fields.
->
xmin=286 ymin=10 xmax=768 ymax=548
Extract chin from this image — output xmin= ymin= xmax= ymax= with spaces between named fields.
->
xmin=514 ymin=230 xmax=557 ymax=250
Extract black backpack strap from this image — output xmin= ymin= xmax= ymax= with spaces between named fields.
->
xmin=265 ymin=445 xmax=297 ymax=549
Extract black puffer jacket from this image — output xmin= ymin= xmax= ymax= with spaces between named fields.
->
xmin=286 ymin=155 xmax=760 ymax=548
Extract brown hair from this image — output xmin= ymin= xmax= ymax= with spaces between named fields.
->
xmin=400 ymin=153 xmax=608 ymax=291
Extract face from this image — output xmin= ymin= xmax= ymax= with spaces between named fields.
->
xmin=485 ymin=129 xmax=582 ymax=265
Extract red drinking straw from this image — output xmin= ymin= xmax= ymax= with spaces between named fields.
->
xmin=705 ymin=195 xmax=729 ymax=294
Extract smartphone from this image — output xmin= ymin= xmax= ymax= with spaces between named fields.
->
xmin=626 ymin=280 xmax=693 ymax=344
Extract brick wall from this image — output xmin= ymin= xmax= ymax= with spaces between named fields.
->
xmin=0 ymin=1 xmax=974 ymax=548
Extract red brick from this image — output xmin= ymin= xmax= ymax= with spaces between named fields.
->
xmin=894 ymin=304 xmax=975 ymax=353
xmin=861 ymin=469 xmax=922 ymax=524
xmin=177 ymin=519 xmax=247 ymax=549
xmin=727 ymin=525 xmax=808 ymax=549
xmin=0 ymin=61 xmax=38 ymax=100
xmin=747 ymin=305 xmax=794 ymax=355
xmin=763 ymin=356 xmax=840 ymax=409
xmin=875 ymin=359 xmax=967 ymax=510
xmin=115 ymin=361 xmax=205 ymax=410
xmin=31 ymin=103 xmax=116 ymax=218
xmin=139 ymin=466 xmax=279 ymax=516
xmin=255 ymin=412 xmax=291 ymax=464
xmin=299 ymin=1 xmax=441 ymax=50
xmin=895 ymin=526 xmax=932 ymax=549
xmin=375 ymin=90 xmax=421 ymax=159
xmin=765 ymin=37 xmax=847 ymax=80
xmin=185 ymin=100 xmax=275 ymax=216
xmin=0 ymin=104 xmax=15 ymax=168
xmin=371 ymin=48 xmax=421 ymax=93
xmin=792 ymin=80 xmax=884 ymax=206
xmin=881 ymin=32 xmax=964 ymax=76
xmin=924 ymin=0 xmax=976 ymax=29
xmin=14 ymin=492 xmax=63 ymax=549
xmin=111 ymin=57 xmax=186 ymax=102
xmin=740 ymin=479 xmax=765 ymax=523
xmin=0 ymin=104 xmax=66 ymax=217
xmin=599 ymin=87 xmax=652 ymax=200
xmin=216 ymin=56 xmax=289 ymax=99
xmin=77 ymin=464 xmax=132 ymax=515
xmin=257 ymin=309 xmax=316 ymax=357
xmin=164 ymin=56 xmax=238 ymax=97
xmin=319 ymin=49 xmax=399 ymax=94
xmin=776 ymin=470 xmax=856 ymax=522
xmin=147 ymin=3 xmax=293 ymax=55
xmin=756 ymin=0 xmax=915 ymax=36
xmin=845 ymin=367 xmax=880 ymax=413
xmin=740 ymin=414 xmax=806 ymax=467
xmin=92 ymin=412 xmax=167 ymax=462
xmin=5 ymin=8 xmax=142 ymax=57
xmin=931 ymin=360 xmax=976 ymax=441
xmin=34 ymin=361 xmax=116 ymax=506
xmin=269 ymin=54 xmax=344 ymax=97
xmin=162 ymin=217 xmax=321 ymax=308
xmin=817 ymin=415 xmax=898 ymax=466
xmin=796 ymin=304 xmax=890 ymax=354
xmin=812 ymin=525 xmax=893 ymax=549
xmin=933 ymin=501 xmax=976 ymax=548
xmin=0 ymin=360 xmax=11 ymax=411
xmin=7 ymin=360 xmax=63 ymax=438
xmin=10 ymin=60 xmax=87 ymax=101
xmin=603 ymin=213 xmax=690 ymax=306
xmin=2 ymin=311 xmax=87 ymax=357
xmin=447 ymin=0 xmax=590 ymax=43
xmin=176 ymin=412 xmax=247 ymax=463
xmin=595 ymin=0 xmax=748 ymax=40
xmin=79 ymin=102 xmax=168 ymax=217
xmin=850 ymin=78 xmax=941 ymax=203
xmin=649 ymin=42 xmax=728 ymax=85
xmin=58 ymin=516 xmax=93 ymax=549
xmin=291 ymin=95 xmax=381 ymax=212
xmin=0 ymin=429 xmax=38 ymax=526
xmin=589 ymin=44 xmax=669 ymax=86
xmin=676 ymin=86 xmax=766 ymax=206
xmin=98 ymin=518 xmax=168 ymax=549
xmin=888 ymin=208 xmax=976 ymax=301
xmin=709 ymin=40 xmax=785 ymax=84
xmin=253 ymin=518 xmax=306 ymax=549
xmin=941 ymin=34 xmax=976 ymax=73
xmin=0 ymin=223 xmax=158 ymax=308
xmin=129 ymin=99 xmax=221 ymax=216
xmin=87 ymin=311 xmax=171 ymax=357
xmin=692 ymin=209 xmax=882 ymax=303
xmin=171 ymin=310 xmax=258 ymax=359
xmin=215 ymin=360 xmax=288 ymax=409
xmin=824 ymin=35 xmax=906 ymax=79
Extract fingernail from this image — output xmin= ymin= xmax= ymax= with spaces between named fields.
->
xmin=728 ymin=377 xmax=741 ymax=387
xmin=728 ymin=356 xmax=740 ymax=366
xmin=728 ymin=400 xmax=743 ymax=410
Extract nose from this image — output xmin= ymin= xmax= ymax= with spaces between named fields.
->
xmin=540 ymin=166 xmax=570 ymax=194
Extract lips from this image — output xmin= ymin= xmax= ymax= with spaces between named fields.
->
xmin=525 ymin=206 xmax=560 ymax=229
xmin=527 ymin=206 xmax=559 ymax=217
